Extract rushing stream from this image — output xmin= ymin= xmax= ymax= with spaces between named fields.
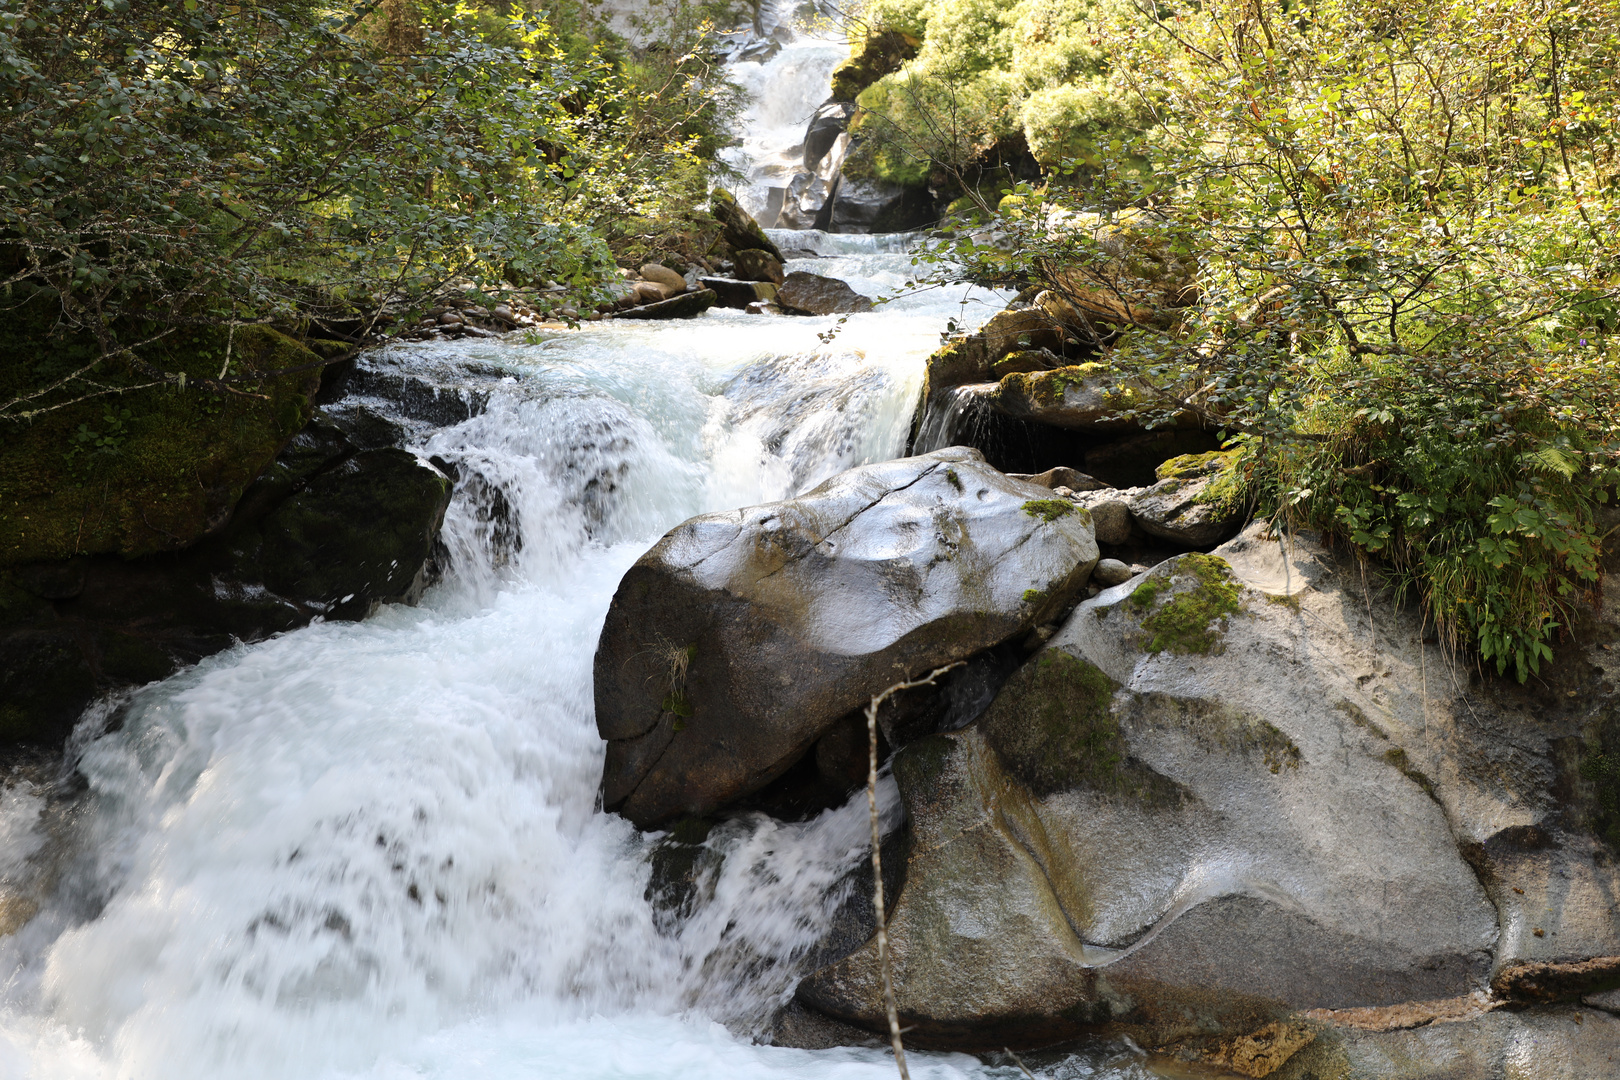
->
xmin=0 ymin=31 xmax=1153 ymax=1080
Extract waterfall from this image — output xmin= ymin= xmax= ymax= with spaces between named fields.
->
xmin=912 ymin=383 xmax=998 ymax=455
xmin=0 ymin=15 xmax=1138 ymax=1080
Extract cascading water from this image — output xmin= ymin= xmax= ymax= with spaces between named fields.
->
xmin=0 ymin=23 xmax=1150 ymax=1080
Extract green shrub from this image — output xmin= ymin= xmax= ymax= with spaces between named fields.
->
xmin=920 ymin=0 xmax=1620 ymax=681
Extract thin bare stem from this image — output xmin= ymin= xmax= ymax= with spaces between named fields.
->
xmin=863 ymin=661 xmax=963 ymax=1080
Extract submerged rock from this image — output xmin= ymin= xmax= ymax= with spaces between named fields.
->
xmin=593 ymin=448 xmax=1100 ymax=828
xmin=776 ymin=272 xmax=874 ymax=316
xmin=793 ymin=525 xmax=1620 ymax=1064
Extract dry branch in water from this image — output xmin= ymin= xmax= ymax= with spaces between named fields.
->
xmin=864 ymin=662 xmax=963 ymax=1080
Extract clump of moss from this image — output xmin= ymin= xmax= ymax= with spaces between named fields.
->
xmin=1000 ymin=363 xmax=1109 ymax=406
xmin=1022 ymin=588 xmax=1048 ymax=606
xmin=1155 ymin=447 xmax=1248 ymax=514
xmin=1023 ymin=498 xmax=1075 ymax=523
xmin=981 ymin=649 xmax=1184 ymax=803
xmin=1575 ymin=715 xmax=1620 ymax=851
xmin=1 ymin=318 xmax=322 ymax=565
xmin=830 ymin=28 xmax=920 ymax=103
xmin=1121 ymin=693 xmax=1299 ymax=774
xmin=1128 ymin=553 xmax=1245 ymax=655
xmin=945 ymin=467 xmax=964 ymax=491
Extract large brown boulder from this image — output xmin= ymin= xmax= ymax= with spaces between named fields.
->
xmin=593 ymin=448 xmax=1100 ymax=828
xmin=776 ymin=272 xmax=874 ymax=316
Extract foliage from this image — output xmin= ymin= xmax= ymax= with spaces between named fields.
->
xmin=924 ymin=0 xmax=1620 ymax=681
xmin=0 ymin=0 xmax=720 ymax=421
xmin=840 ymin=0 xmax=1144 ymax=190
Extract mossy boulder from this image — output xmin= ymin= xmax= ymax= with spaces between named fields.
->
xmin=829 ymin=29 xmax=919 ymax=103
xmin=794 ymin=532 xmax=1510 ymax=1053
xmin=989 ymin=362 xmax=1140 ymax=432
xmin=0 ymin=409 xmax=453 ymax=746
xmin=710 ymin=187 xmax=784 ymax=263
xmin=245 ymin=448 xmax=451 ymax=615
xmin=1126 ymin=449 xmax=1247 ymax=546
xmin=1 ymin=323 xmax=322 ymax=565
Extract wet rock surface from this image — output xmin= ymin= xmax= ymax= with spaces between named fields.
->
xmin=776 ymin=271 xmax=874 ymax=316
xmin=614 ymin=289 xmax=718 ymax=320
xmin=733 ymin=248 xmax=786 ymax=285
xmin=593 ymin=448 xmax=1100 ymax=828
xmin=786 ymin=523 xmax=1620 ymax=1069
xmin=0 ymin=352 xmax=473 ymax=746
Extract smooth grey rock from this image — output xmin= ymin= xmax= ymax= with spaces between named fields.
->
xmin=1081 ymin=495 xmax=1134 ymax=545
xmin=1586 ymin=987 xmax=1620 ymax=1013
xmin=1302 ymin=1006 xmax=1620 ymax=1079
xmin=733 ymin=248 xmax=785 ymax=285
xmin=615 ymin=290 xmax=717 ymax=321
xmin=594 ymin=448 xmax=1099 ymax=827
xmin=800 ymin=527 xmax=1605 ymax=1051
xmin=1093 ymin=558 xmax=1133 ymax=586
xmin=776 ymin=271 xmax=873 ymax=316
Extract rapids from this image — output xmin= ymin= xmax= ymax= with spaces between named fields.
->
xmin=0 ymin=30 xmax=1154 ymax=1080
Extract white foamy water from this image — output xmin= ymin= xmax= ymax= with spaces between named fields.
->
xmin=0 ymin=273 xmax=1125 ymax=1080
xmin=0 ymin=24 xmax=1151 ymax=1080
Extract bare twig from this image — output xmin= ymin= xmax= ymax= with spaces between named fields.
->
xmin=864 ymin=661 xmax=964 ymax=1080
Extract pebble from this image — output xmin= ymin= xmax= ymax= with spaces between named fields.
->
xmin=1093 ymin=558 xmax=1134 ymax=587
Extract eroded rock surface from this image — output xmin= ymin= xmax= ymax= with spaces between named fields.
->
xmin=594 ymin=448 xmax=1100 ymax=827
xmin=793 ymin=523 xmax=1620 ymax=1063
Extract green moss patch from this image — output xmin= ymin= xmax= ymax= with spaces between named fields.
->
xmin=1128 ymin=553 xmax=1245 ymax=655
xmin=1 ymin=319 xmax=322 ymax=566
xmin=1119 ymin=693 xmax=1301 ymax=775
xmin=981 ymin=649 xmax=1182 ymax=802
xmin=1023 ymin=498 xmax=1075 ymax=523
xmin=830 ymin=29 xmax=919 ymax=103
xmin=1155 ymin=447 xmax=1247 ymax=514
xmin=1383 ymin=746 xmax=1437 ymax=799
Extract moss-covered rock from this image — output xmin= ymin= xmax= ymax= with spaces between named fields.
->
xmin=709 ymin=187 xmax=784 ymax=263
xmin=980 ymin=648 xmax=1182 ymax=800
xmin=1125 ymin=552 xmax=1245 ymax=655
xmin=1 ymin=324 xmax=322 ymax=565
xmin=0 ymin=408 xmax=453 ymax=746
xmin=252 ymin=448 xmax=451 ymax=613
xmin=1127 ymin=449 xmax=1248 ymax=546
xmin=829 ymin=29 xmax=919 ymax=103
